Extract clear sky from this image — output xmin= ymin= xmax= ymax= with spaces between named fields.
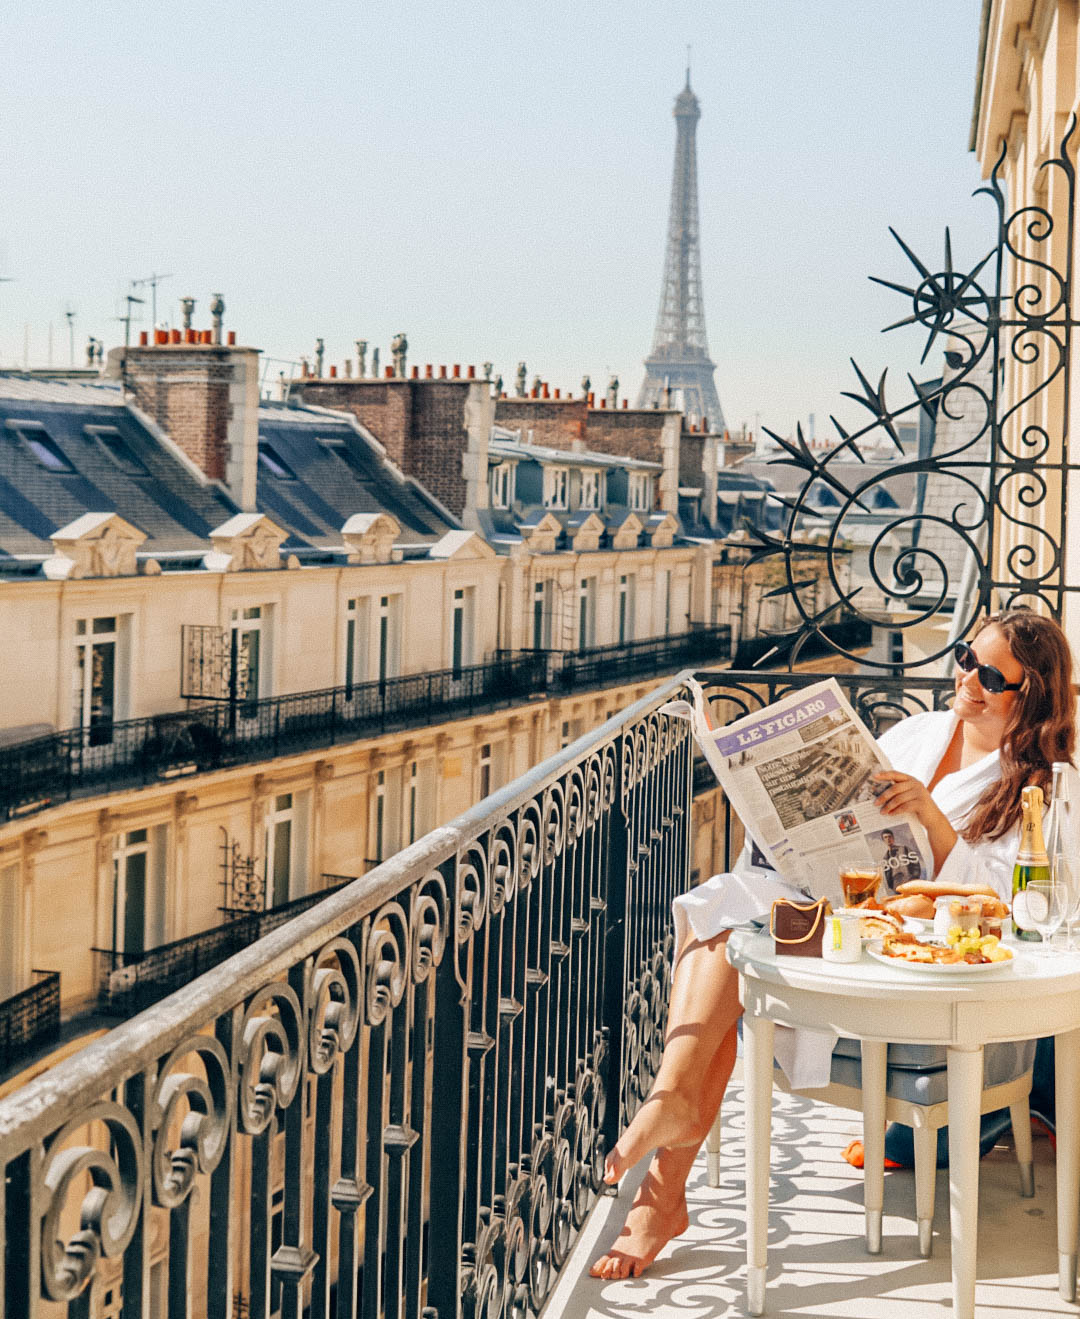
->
xmin=1 ymin=0 xmax=990 ymax=437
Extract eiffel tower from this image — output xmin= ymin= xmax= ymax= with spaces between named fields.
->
xmin=636 ymin=71 xmax=726 ymax=430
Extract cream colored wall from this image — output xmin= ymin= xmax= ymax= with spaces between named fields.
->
xmin=0 ymin=675 xmax=675 ymax=1026
xmin=1 ymin=541 xmax=714 ymax=738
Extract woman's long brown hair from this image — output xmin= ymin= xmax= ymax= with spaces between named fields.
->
xmin=962 ymin=608 xmax=1076 ymax=842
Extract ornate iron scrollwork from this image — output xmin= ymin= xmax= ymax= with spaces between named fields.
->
xmin=743 ymin=118 xmax=1078 ymax=668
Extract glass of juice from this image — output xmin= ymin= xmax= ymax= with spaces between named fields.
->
xmin=839 ymin=866 xmax=882 ymax=907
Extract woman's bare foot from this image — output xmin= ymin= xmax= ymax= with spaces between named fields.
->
xmin=603 ymin=1090 xmax=702 ymax=1185
xmin=589 ymin=1167 xmax=690 ymax=1280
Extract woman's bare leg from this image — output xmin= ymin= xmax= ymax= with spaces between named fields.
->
xmin=607 ymin=930 xmax=743 ymax=1181
xmin=589 ymin=932 xmax=743 ymax=1280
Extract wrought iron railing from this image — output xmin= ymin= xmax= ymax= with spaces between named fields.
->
xmin=544 ymin=623 xmax=732 ymax=691
xmin=0 ymin=652 xmax=549 ymax=823
xmin=93 ymin=879 xmax=356 ymax=1018
xmin=0 ymin=969 xmax=60 ymax=1071
xmin=0 ymin=672 xmax=693 ymax=1319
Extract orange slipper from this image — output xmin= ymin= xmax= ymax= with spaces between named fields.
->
xmin=842 ymin=1139 xmax=903 ymax=1170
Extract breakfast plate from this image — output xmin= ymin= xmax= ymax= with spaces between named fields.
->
xmin=866 ymin=943 xmax=1015 ymax=975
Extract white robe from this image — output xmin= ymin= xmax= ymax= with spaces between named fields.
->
xmin=673 ymin=708 xmax=1061 ymax=1087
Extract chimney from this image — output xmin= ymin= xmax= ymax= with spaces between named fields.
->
xmin=391 ymin=332 xmax=408 ymax=378
xmin=210 ymin=294 xmax=225 ymax=345
xmin=180 ymin=297 xmax=195 ymax=330
xmin=329 ymin=364 xmax=338 ymax=378
xmin=356 ymin=340 xmax=368 ymax=376
xmin=121 ymin=306 xmax=261 ymax=511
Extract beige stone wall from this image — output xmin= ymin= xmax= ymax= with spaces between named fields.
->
xmin=973 ymin=0 xmax=1080 ymax=651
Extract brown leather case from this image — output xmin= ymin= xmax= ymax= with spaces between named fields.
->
xmin=769 ymin=897 xmax=831 ymax=957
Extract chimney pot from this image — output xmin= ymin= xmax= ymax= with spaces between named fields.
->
xmin=467 ymin=364 xmax=475 ymax=379
xmin=411 ymin=365 xmax=419 ymax=378
xmin=329 ymin=364 xmax=338 ymax=378
xmin=452 ymin=364 xmax=461 ymax=378
xmin=600 ymin=398 xmax=606 ymax=408
xmin=385 ymin=365 xmax=394 ymax=379
xmin=554 ymin=388 xmax=561 ymax=399
xmin=530 ymin=387 xmax=538 ymax=398
xmin=154 ymin=329 xmax=167 ymax=346
xmin=227 ymin=330 xmax=236 ymax=346
xmin=170 ymin=328 xmax=181 ymax=345
xmin=139 ymin=331 xmax=149 ymax=346
xmin=425 ymin=363 xmax=433 ymax=378
xmin=439 ymin=365 xmax=447 ymax=378
xmin=587 ymin=391 xmax=595 ymax=406
xmin=203 ymin=330 xmax=213 ymax=345
xmin=622 ymin=398 xmax=628 ymax=408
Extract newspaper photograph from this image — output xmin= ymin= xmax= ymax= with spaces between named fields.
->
xmin=666 ymin=678 xmax=933 ymax=905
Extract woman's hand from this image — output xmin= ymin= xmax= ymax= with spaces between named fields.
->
xmin=873 ymin=771 xmax=946 ymax=829
xmin=873 ymin=771 xmax=958 ymax=873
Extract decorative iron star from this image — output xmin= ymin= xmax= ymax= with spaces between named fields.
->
xmin=869 ymin=227 xmax=994 ymax=364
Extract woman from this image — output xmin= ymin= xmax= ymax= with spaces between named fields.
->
xmin=590 ymin=608 xmax=1076 ymax=1281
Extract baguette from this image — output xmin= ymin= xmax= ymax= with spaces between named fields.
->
xmin=895 ymin=880 xmax=997 ymax=900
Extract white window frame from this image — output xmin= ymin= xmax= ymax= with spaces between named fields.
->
xmin=478 ymin=743 xmax=493 ymax=799
xmin=111 ymin=826 xmax=167 ymax=956
xmin=580 ymin=468 xmax=601 ymax=510
xmin=377 ymin=594 xmax=403 ymax=683
xmin=543 ymin=466 xmax=569 ymax=510
xmin=532 ymin=579 xmax=552 ymax=649
xmin=74 ymin=614 xmax=130 ymax=742
xmin=264 ymin=791 xmax=308 ymax=907
xmin=451 ymin=586 xmax=476 ymax=674
xmin=617 ymin=574 xmax=636 ymax=645
xmin=628 ymin=472 xmax=652 ymax=512
xmin=345 ymin=597 xmax=371 ymax=692
xmin=230 ymin=605 xmax=272 ymax=705
xmin=489 ymin=462 xmax=515 ymax=509
xmin=578 ymin=577 xmax=597 ymax=649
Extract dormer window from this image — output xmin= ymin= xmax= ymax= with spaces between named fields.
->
xmin=490 ymin=461 xmax=515 ymax=509
xmin=628 ymin=473 xmax=652 ymax=511
xmin=258 ymin=441 xmax=297 ymax=480
xmin=9 ymin=422 xmax=74 ymax=473
xmin=543 ymin=466 xmax=568 ymax=510
xmin=86 ymin=426 xmax=149 ymax=476
xmin=580 ymin=469 xmax=602 ymax=510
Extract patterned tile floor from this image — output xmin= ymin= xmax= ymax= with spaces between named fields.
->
xmin=547 ymin=1065 xmax=1070 ymax=1318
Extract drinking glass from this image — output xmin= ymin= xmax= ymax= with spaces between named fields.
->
xmin=1055 ymin=854 xmax=1080 ymax=950
xmin=839 ymin=866 xmax=882 ymax=908
xmin=1025 ymin=879 xmax=1067 ymax=951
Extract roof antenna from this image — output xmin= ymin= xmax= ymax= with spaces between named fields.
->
xmin=686 ymin=44 xmax=691 ymax=88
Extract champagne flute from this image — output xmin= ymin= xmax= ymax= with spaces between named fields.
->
xmin=1059 ymin=854 xmax=1080 ymax=951
xmin=1025 ymin=878 xmax=1067 ymax=952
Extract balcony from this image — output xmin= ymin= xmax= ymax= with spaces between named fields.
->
xmin=0 ymin=970 xmax=60 ymax=1069
xmin=0 ymin=667 xmax=957 ymax=1319
xmin=0 ymin=651 xmax=549 ymax=823
xmin=550 ymin=622 xmax=732 ymax=691
xmin=92 ymin=878 xmax=356 ymax=1018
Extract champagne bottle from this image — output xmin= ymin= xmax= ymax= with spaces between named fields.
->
xmin=1013 ymin=784 xmax=1051 ymax=941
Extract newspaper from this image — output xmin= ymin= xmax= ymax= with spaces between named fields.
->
xmin=666 ymin=678 xmax=933 ymax=906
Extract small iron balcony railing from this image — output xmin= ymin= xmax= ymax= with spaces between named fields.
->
xmin=92 ymin=879 xmax=356 ymax=1019
xmin=551 ymin=623 xmax=732 ymax=691
xmin=0 ymin=969 xmax=60 ymax=1070
xmin=0 ymin=651 xmax=549 ymax=823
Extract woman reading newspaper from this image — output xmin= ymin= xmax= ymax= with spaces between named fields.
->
xmin=591 ymin=609 xmax=1076 ymax=1281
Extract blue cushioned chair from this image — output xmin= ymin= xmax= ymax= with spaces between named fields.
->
xmin=705 ymin=1037 xmax=1036 ymax=1257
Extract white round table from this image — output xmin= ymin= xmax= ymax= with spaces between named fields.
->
xmin=727 ymin=929 xmax=1080 ymax=1318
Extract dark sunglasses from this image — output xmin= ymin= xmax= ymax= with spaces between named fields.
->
xmin=953 ymin=641 xmax=1023 ymax=694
